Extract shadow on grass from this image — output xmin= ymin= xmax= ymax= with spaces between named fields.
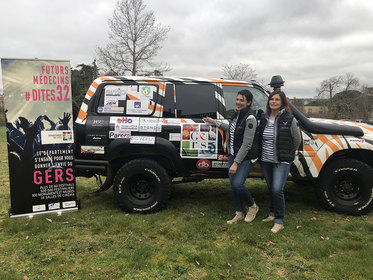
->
xmin=166 ymin=178 xmax=320 ymax=217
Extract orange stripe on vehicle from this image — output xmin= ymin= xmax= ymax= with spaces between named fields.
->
xmin=332 ymin=135 xmax=343 ymax=149
xmin=181 ymin=119 xmax=187 ymax=123
xmin=303 ymin=143 xmax=316 ymax=157
xmin=127 ymin=94 xmax=140 ymax=100
xmin=356 ymin=143 xmax=362 ymax=149
xmin=77 ymin=110 xmax=87 ymax=121
xmin=325 ymin=148 xmax=329 ymax=159
xmin=208 ymin=78 xmax=248 ymax=86
xmin=360 ymin=125 xmax=373 ymax=132
xmin=91 ymin=81 xmax=99 ymax=89
xmin=318 ymin=135 xmax=339 ymax=153
xmin=148 ymin=104 xmax=163 ymax=112
xmin=141 ymin=79 xmax=166 ymax=91
xmin=311 ymin=154 xmax=323 ymax=173
xmin=87 ymin=89 xmax=95 ymax=97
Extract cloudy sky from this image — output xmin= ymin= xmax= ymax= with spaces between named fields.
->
xmin=1 ymin=0 xmax=373 ymax=97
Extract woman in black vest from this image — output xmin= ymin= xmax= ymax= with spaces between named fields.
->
xmin=258 ymin=91 xmax=301 ymax=233
xmin=204 ymin=89 xmax=259 ymax=224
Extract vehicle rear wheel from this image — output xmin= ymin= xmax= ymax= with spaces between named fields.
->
xmin=316 ymin=159 xmax=373 ymax=215
xmin=113 ymin=159 xmax=170 ymax=213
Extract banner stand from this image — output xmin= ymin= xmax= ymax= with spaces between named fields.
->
xmin=9 ymin=205 xmax=79 ymax=219
xmin=1 ymin=58 xmax=78 ymax=218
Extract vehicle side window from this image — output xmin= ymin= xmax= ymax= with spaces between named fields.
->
xmin=222 ymin=85 xmax=268 ymax=119
xmin=96 ymin=84 xmax=158 ymax=115
xmin=175 ymin=84 xmax=217 ymax=118
xmin=163 ymin=84 xmax=176 ymax=118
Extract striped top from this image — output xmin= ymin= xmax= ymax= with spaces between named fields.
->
xmin=261 ymin=117 xmax=276 ymax=162
xmin=229 ymin=116 xmax=238 ymax=156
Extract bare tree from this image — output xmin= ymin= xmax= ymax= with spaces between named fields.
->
xmin=316 ymin=76 xmax=343 ymax=118
xmin=316 ymin=76 xmax=343 ymax=104
xmin=96 ymin=0 xmax=170 ymax=75
xmin=222 ymin=63 xmax=257 ymax=81
xmin=342 ymin=72 xmax=360 ymax=92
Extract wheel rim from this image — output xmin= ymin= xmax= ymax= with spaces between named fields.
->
xmin=129 ymin=175 xmax=153 ymax=200
xmin=333 ymin=176 xmax=361 ymax=202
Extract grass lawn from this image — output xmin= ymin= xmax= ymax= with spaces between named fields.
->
xmin=0 ymin=126 xmax=372 ymax=280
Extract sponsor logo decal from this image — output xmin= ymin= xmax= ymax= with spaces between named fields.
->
xmin=130 ymin=136 xmax=155 ymax=144
xmin=32 ymin=204 xmax=46 ymax=212
xmin=109 ymin=131 xmax=131 ymax=139
xmin=48 ymin=202 xmax=61 ymax=210
xmin=63 ymin=201 xmax=76 ymax=208
xmin=218 ymin=154 xmax=228 ymax=161
xmin=196 ymin=159 xmax=211 ymax=171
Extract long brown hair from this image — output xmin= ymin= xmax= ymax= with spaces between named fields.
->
xmin=266 ymin=90 xmax=292 ymax=114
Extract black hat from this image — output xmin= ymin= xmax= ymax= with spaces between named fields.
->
xmin=269 ymin=75 xmax=285 ymax=89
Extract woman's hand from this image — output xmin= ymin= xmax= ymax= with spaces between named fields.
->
xmin=203 ymin=117 xmax=213 ymax=123
xmin=229 ymin=162 xmax=238 ymax=174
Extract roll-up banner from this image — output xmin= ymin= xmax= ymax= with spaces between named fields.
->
xmin=1 ymin=58 xmax=78 ymax=217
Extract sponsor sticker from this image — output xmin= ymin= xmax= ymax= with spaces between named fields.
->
xmin=181 ymin=123 xmax=217 ymax=159
xmin=212 ymin=161 xmax=228 ymax=168
xmin=196 ymin=159 xmax=211 ymax=171
xmin=212 ymin=161 xmax=222 ymax=168
xmin=97 ymin=107 xmax=124 ymax=113
xmin=303 ymin=139 xmax=316 ymax=146
xmin=81 ymin=145 xmax=105 ymax=154
xmin=111 ymin=117 xmax=139 ymax=131
xmin=62 ymin=201 xmax=77 ymax=208
xmin=139 ymin=85 xmax=155 ymax=100
xmin=109 ymin=131 xmax=131 ymax=139
xmin=130 ymin=136 xmax=155 ymax=144
xmin=348 ymin=138 xmax=365 ymax=143
xmin=48 ymin=202 xmax=61 ymax=210
xmin=41 ymin=130 xmax=74 ymax=145
xmin=218 ymin=154 xmax=228 ymax=161
xmin=104 ymin=99 xmax=119 ymax=107
xmin=32 ymin=204 xmax=46 ymax=212
xmin=126 ymin=100 xmax=148 ymax=115
xmin=169 ymin=133 xmax=181 ymax=141
xmin=162 ymin=118 xmax=181 ymax=125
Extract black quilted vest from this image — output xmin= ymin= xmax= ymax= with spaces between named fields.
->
xmin=258 ymin=111 xmax=295 ymax=162
xmin=231 ymin=107 xmax=259 ymax=160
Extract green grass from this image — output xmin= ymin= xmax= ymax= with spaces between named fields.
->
xmin=0 ymin=127 xmax=372 ymax=279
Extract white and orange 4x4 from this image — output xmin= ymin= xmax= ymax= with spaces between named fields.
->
xmin=73 ymin=75 xmax=373 ymax=215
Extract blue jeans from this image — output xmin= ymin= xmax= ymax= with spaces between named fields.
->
xmin=228 ymin=155 xmax=255 ymax=212
xmin=260 ymin=161 xmax=290 ymax=224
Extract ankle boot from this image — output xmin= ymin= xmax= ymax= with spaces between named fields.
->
xmin=227 ymin=211 xmax=244 ymax=224
xmin=244 ymin=203 xmax=259 ymax=222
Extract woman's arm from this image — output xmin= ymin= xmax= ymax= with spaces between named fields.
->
xmin=203 ymin=117 xmax=229 ymax=131
xmin=291 ymin=118 xmax=302 ymax=151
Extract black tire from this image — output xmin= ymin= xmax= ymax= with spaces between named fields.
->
xmin=113 ymin=159 xmax=170 ymax=213
xmin=316 ymin=159 xmax=373 ymax=215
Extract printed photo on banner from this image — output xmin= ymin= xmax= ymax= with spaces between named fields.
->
xmin=181 ymin=123 xmax=217 ymax=158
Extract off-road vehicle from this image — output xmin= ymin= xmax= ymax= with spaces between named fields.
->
xmin=73 ymin=76 xmax=373 ymax=215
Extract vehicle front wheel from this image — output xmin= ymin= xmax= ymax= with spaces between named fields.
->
xmin=316 ymin=159 xmax=373 ymax=215
xmin=113 ymin=159 xmax=170 ymax=214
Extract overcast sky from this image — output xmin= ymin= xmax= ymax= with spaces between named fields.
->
xmin=1 ymin=0 xmax=373 ymax=97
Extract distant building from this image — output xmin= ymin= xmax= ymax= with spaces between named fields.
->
xmin=304 ymin=105 xmax=328 ymax=118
